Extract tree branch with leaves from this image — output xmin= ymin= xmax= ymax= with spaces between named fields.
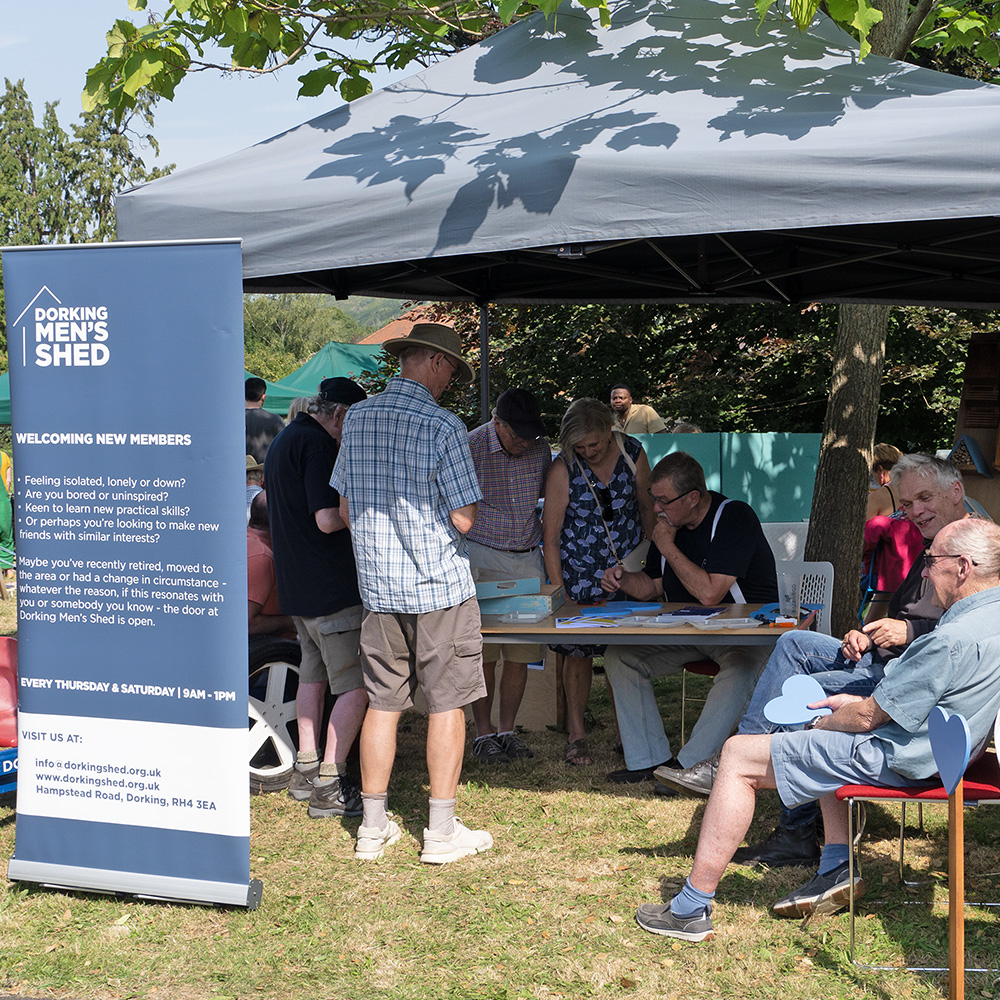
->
xmin=84 ymin=0 xmax=611 ymax=120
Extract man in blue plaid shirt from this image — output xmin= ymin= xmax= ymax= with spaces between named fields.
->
xmin=331 ymin=324 xmax=494 ymax=865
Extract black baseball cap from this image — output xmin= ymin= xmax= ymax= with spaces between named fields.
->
xmin=318 ymin=377 xmax=366 ymax=405
xmin=496 ymin=388 xmax=545 ymax=440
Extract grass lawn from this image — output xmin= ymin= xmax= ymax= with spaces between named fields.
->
xmin=1 ymin=611 xmax=998 ymax=999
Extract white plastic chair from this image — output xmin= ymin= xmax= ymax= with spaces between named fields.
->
xmin=778 ymin=559 xmax=834 ymax=635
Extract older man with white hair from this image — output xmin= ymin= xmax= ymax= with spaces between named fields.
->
xmin=637 ymin=516 xmax=1000 ymax=942
xmin=658 ymin=454 xmax=977 ymax=867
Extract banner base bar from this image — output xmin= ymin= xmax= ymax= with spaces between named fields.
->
xmin=7 ymin=858 xmax=263 ymax=909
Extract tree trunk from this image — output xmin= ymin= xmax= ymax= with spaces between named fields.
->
xmin=804 ymin=303 xmax=890 ymax=635
xmin=803 ymin=0 xmax=906 ymax=638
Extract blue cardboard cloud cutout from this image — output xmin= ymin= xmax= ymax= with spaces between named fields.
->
xmin=763 ymin=675 xmax=832 ymax=727
xmin=928 ymin=706 xmax=971 ymax=795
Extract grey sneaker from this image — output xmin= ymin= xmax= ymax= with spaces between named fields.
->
xmin=497 ymin=732 xmax=534 ymax=759
xmin=635 ymin=903 xmax=714 ymax=942
xmin=654 ymin=751 xmax=721 ymax=798
xmin=772 ymin=862 xmax=865 ymax=918
xmin=306 ymin=776 xmax=363 ymax=818
xmin=355 ymin=818 xmax=402 ymax=861
xmin=472 ymin=734 xmax=511 ymax=765
xmin=420 ymin=818 xmax=493 ymax=864
xmin=288 ymin=762 xmax=320 ymax=802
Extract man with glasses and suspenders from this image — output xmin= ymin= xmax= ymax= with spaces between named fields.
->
xmin=600 ymin=451 xmax=777 ymax=787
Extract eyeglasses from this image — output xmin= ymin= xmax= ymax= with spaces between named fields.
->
xmin=497 ymin=420 xmax=537 ymax=447
xmin=438 ymin=353 xmax=460 ymax=379
xmin=648 ymin=488 xmax=694 ymax=507
xmin=924 ymin=552 xmax=979 ymax=566
xmin=898 ymin=491 xmax=941 ymax=513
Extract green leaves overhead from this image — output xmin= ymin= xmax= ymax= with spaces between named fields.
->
xmin=84 ymin=0 xmax=1000 ymax=121
xmin=826 ymin=0 xmax=884 ymax=58
xmin=84 ymin=0 xmax=619 ymax=119
xmin=756 ymin=0 xmax=998 ymax=70
xmin=756 ymin=0 xmax=885 ymax=56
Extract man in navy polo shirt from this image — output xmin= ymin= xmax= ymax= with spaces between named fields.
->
xmin=264 ymin=378 xmax=368 ymax=819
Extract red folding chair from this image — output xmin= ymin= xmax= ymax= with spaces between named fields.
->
xmin=836 ymin=741 xmax=1000 ymax=972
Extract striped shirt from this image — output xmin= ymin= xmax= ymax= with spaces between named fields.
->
xmin=331 ymin=377 xmax=482 ymax=614
xmin=466 ymin=421 xmax=549 ymax=551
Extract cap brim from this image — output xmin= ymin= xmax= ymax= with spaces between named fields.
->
xmin=507 ymin=421 xmax=546 ymax=441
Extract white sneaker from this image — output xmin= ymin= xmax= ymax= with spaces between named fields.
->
xmin=420 ymin=818 xmax=493 ymax=865
xmin=354 ymin=818 xmax=402 ymax=861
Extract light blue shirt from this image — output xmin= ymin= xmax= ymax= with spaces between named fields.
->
xmin=873 ymin=585 xmax=1000 ymax=779
xmin=331 ymin=377 xmax=482 ymax=614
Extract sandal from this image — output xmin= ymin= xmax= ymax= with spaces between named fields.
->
xmin=565 ymin=737 xmax=593 ymax=767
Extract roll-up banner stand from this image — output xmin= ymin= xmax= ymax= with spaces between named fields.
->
xmin=1 ymin=240 xmax=261 ymax=908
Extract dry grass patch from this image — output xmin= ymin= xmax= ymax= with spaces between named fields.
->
xmin=0 ymin=671 xmax=997 ymax=999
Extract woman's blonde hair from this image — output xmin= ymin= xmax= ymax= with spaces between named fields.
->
xmin=872 ymin=442 xmax=903 ymax=476
xmin=558 ymin=397 xmax=614 ymax=456
xmin=286 ymin=396 xmax=313 ymax=420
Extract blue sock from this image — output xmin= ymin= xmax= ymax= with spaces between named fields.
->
xmin=818 ymin=843 xmax=849 ymax=874
xmin=670 ymin=877 xmax=715 ymax=918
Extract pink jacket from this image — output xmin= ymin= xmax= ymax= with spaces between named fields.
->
xmin=863 ymin=515 xmax=925 ymax=594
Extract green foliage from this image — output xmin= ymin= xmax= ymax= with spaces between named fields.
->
xmin=84 ymin=0 xmax=1000 ymax=121
xmin=85 ymin=0 xmax=584 ymax=121
xmin=0 ymin=80 xmax=74 ymax=248
xmin=0 ymin=80 xmax=171 ymax=367
xmin=910 ymin=1 xmax=1000 ymax=67
xmin=243 ymin=293 xmax=369 ymax=380
xmin=67 ymin=94 xmax=172 ymax=243
xmin=397 ymin=302 xmax=979 ymax=453
xmin=877 ymin=307 xmax=984 ymax=450
xmin=335 ymin=296 xmax=410 ymax=331
xmin=824 ymin=0 xmax=884 ymax=58
xmin=758 ymin=0 xmax=999 ymax=74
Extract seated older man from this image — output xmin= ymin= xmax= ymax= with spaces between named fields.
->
xmin=658 ymin=454 xmax=973 ymax=868
xmin=601 ymin=452 xmax=777 ymax=784
xmin=635 ymin=517 xmax=1000 ymax=942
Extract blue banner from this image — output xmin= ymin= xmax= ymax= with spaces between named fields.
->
xmin=1 ymin=241 xmax=258 ymax=907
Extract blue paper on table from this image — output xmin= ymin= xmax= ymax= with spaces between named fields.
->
xmin=577 ymin=602 xmax=662 ymax=617
xmin=671 ymin=606 xmax=725 ymax=616
xmin=928 ymin=706 xmax=971 ymax=795
xmin=763 ymin=675 xmax=832 ymax=727
xmin=753 ymin=603 xmax=823 ymax=624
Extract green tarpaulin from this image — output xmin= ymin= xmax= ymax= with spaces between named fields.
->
xmin=0 ymin=343 xmax=383 ymax=425
xmin=249 ymin=341 xmax=384 ymax=415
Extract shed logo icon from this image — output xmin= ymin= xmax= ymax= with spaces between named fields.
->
xmin=11 ymin=285 xmax=111 ymax=368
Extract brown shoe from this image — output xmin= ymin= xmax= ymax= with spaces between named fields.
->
xmin=565 ymin=737 xmax=593 ymax=766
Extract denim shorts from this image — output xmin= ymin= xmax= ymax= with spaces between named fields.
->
xmin=770 ymin=728 xmax=925 ymax=809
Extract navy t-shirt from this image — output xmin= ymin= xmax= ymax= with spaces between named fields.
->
xmin=644 ymin=492 xmax=778 ymax=604
xmin=264 ymin=413 xmax=361 ymax=617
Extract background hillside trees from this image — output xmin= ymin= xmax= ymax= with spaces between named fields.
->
xmin=243 ymin=293 xmax=368 ymax=380
xmin=0 ymin=78 xmax=171 ymax=354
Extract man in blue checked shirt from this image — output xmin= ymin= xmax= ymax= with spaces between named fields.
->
xmin=331 ymin=324 xmax=494 ymax=865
